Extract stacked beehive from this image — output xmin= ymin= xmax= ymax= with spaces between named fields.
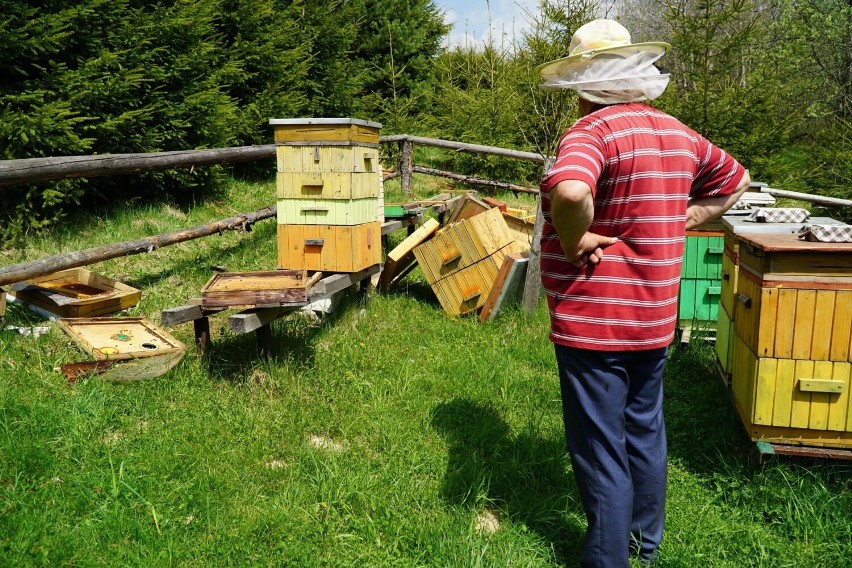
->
xmin=413 ymin=207 xmax=523 ymax=315
xmin=715 ymin=216 xmax=842 ymax=378
xmin=678 ymin=230 xmax=725 ymax=331
xmin=718 ymin=227 xmax=852 ymax=449
xmin=270 ymin=118 xmax=383 ymax=273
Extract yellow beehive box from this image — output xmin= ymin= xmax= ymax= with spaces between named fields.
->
xmin=733 ymin=269 xmax=852 ymax=362
xmin=413 ymin=207 xmax=515 ymax=285
xmin=715 ymin=304 xmax=734 ymax=380
xmin=269 ymin=118 xmax=381 ymax=144
xmin=276 ymin=145 xmax=379 ymax=174
xmin=731 ymin=233 xmax=852 ymax=362
xmin=276 ymin=171 xmax=380 ymax=200
xmin=430 ymin=242 xmax=524 ymax=315
xmin=277 ymin=222 xmax=382 ymax=273
xmin=276 ymin=198 xmax=378 ymax=226
xmin=729 ymin=333 xmax=852 ymax=447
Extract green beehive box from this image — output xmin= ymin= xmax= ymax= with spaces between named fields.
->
xmin=679 ymin=235 xmax=724 ymax=329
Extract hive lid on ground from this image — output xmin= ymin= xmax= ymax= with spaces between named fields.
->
xmin=9 ymin=267 xmax=141 ymax=318
xmin=59 ymin=317 xmax=185 ymax=361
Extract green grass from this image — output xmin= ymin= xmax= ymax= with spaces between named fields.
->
xmin=1 ymin=176 xmax=851 ymax=567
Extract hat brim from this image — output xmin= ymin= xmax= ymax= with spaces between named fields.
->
xmin=536 ymin=42 xmax=671 ymax=80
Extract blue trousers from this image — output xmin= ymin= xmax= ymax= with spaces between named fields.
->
xmin=555 ymin=344 xmax=668 ymax=568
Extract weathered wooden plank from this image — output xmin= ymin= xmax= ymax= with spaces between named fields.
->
xmin=413 ymin=166 xmax=537 ymax=195
xmin=228 ymin=306 xmax=297 ymax=334
xmin=227 ymin=265 xmax=380 ymax=334
xmin=382 ymin=134 xmax=546 ymax=164
xmin=161 ymin=304 xmax=206 ymax=326
xmin=0 ymin=145 xmax=276 ymax=188
xmin=0 ymin=207 xmax=276 ymax=287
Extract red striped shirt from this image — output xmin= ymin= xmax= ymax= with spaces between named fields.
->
xmin=540 ymin=102 xmax=745 ymax=350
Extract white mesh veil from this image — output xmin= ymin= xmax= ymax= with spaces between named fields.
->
xmin=540 ymin=51 xmax=670 ymax=104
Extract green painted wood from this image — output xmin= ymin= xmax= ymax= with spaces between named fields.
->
xmin=276 ymin=198 xmax=378 ymax=225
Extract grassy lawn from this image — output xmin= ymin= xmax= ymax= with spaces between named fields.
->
xmin=1 ymin=174 xmax=850 ymax=567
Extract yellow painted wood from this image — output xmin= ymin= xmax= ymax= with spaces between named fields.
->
xmin=276 ymin=145 xmax=379 ymax=174
xmin=790 ymin=360 xmax=814 ymax=429
xmin=833 ymin=362 xmax=852 ymax=432
xmin=716 ymin=305 xmax=732 ymax=374
xmin=277 ymin=222 xmax=381 ymax=273
xmin=431 ymin=252 xmax=502 ymax=315
xmin=811 ymin=290 xmax=836 ymax=361
xmin=807 ymin=362 xmax=835 ymax=430
xmin=831 ymin=291 xmax=852 ymax=361
xmin=720 ymin=249 xmax=738 ymax=317
xmin=753 ymin=357 xmax=777 ymax=425
xmin=730 ymin=334 xmax=757 ymax=423
xmin=756 ymin=286 xmax=778 ymax=358
xmin=272 ymin=122 xmax=380 ymax=144
xmin=774 ymin=288 xmax=797 ymax=359
xmin=791 ymin=290 xmax=817 ymax=360
xmin=276 ymin=171 xmax=379 ymax=200
xmin=276 ymin=198 xmax=378 ymax=226
xmin=413 ymin=208 xmax=515 ymax=285
xmin=772 ymin=358 xmax=796 ymax=428
xmin=799 ymin=377 xmax=846 ymax=393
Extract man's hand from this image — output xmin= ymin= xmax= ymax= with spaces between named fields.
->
xmin=563 ymin=231 xmax=619 ymax=268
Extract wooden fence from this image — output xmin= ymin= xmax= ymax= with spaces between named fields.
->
xmin=0 ymin=136 xmax=551 ymax=309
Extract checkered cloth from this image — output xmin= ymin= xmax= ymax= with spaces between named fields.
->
xmin=745 ymin=207 xmax=811 ymax=223
xmin=797 ymin=224 xmax=852 ymax=243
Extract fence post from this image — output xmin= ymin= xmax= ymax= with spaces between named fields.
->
xmin=399 ymin=139 xmax=413 ymax=196
xmin=522 ymin=157 xmax=553 ymax=313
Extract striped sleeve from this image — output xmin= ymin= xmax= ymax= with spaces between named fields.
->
xmin=542 ymin=128 xmax=605 ymax=195
xmin=690 ymin=134 xmax=745 ymax=199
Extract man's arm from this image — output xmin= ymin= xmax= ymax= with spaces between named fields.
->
xmin=685 ymin=170 xmax=751 ymax=230
xmin=550 ymin=179 xmax=618 ymax=267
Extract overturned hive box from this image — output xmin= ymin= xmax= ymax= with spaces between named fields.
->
xmin=414 ymin=207 xmax=523 ymax=315
xmin=9 ymin=267 xmax=141 ymax=318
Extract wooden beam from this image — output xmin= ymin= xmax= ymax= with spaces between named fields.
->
xmin=0 ymin=145 xmax=276 ymax=188
xmin=760 ymin=187 xmax=852 ymax=207
xmin=0 ymin=206 xmax=276 ymax=287
xmin=522 ymin=157 xmax=552 ymax=312
xmin=413 ymin=166 xmax=537 ymax=195
xmin=228 ymin=306 xmax=297 ymax=334
xmin=399 ymin=140 xmax=414 ymax=195
xmin=382 ymin=134 xmax=546 ymax=164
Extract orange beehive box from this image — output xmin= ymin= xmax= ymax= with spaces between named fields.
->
xmin=277 ymin=222 xmax=381 ymax=273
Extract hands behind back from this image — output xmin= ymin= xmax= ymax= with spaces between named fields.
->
xmin=562 ymin=232 xmax=619 ymax=268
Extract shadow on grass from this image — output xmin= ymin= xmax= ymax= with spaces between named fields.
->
xmin=379 ymin=280 xmax=442 ymax=310
xmin=201 ymin=287 xmax=365 ymax=384
xmin=431 ymin=398 xmax=585 ymax=566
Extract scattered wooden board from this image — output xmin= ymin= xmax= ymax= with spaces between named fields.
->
xmin=201 ymin=270 xmax=307 ymax=309
xmin=59 ymin=317 xmax=185 ymax=361
xmin=479 ymin=253 xmax=529 ymax=322
xmin=379 ymin=218 xmax=440 ymax=290
xmin=9 ymin=267 xmax=141 ymax=317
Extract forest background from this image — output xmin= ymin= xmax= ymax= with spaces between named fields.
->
xmin=1 ymin=0 xmax=850 ymax=243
